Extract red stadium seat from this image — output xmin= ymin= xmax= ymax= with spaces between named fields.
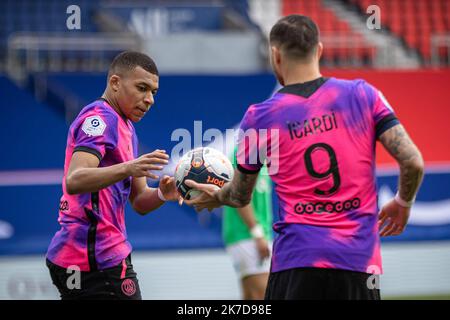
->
xmin=352 ymin=0 xmax=450 ymax=62
xmin=282 ymin=0 xmax=379 ymax=66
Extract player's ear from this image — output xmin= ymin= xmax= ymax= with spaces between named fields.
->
xmin=271 ymin=46 xmax=281 ymax=67
xmin=316 ymin=42 xmax=323 ymax=61
xmin=109 ymin=75 xmax=120 ymax=92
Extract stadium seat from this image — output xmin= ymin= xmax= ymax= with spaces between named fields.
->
xmin=282 ymin=0 xmax=376 ymax=66
xmin=352 ymin=0 xmax=450 ymax=64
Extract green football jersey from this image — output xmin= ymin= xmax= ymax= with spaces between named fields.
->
xmin=222 ymin=150 xmax=273 ymax=246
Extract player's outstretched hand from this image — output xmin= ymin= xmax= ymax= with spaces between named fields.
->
xmin=159 ymin=175 xmax=183 ymax=202
xmin=183 ymin=180 xmax=222 ymax=212
xmin=126 ymin=149 xmax=169 ymax=179
xmin=378 ymin=198 xmax=411 ymax=237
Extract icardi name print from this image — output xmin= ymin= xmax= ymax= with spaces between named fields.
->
xmin=287 ymin=112 xmax=338 ymax=140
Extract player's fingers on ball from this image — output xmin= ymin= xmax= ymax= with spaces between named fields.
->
xmin=184 ymin=179 xmax=199 ymax=188
xmin=208 ymin=185 xmax=221 ymax=193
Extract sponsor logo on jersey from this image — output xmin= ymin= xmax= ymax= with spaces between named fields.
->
xmin=294 ymin=197 xmax=361 ymax=215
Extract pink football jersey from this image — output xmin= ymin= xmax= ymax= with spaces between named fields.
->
xmin=47 ymin=99 xmax=137 ymax=271
xmin=237 ymin=77 xmax=399 ymax=274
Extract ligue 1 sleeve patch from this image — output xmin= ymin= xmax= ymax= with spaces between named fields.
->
xmin=82 ymin=116 xmax=107 ymax=136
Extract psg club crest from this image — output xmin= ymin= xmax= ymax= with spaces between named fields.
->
xmin=121 ymin=278 xmax=136 ymax=296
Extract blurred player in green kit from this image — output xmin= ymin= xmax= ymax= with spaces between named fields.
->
xmin=222 ymin=147 xmax=273 ymax=300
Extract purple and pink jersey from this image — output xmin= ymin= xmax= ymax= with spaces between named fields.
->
xmin=47 ymin=99 xmax=138 ymax=271
xmin=237 ymin=77 xmax=399 ymax=275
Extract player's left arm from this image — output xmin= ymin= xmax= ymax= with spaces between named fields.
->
xmin=379 ymin=124 xmax=424 ymax=202
xmin=184 ymin=169 xmax=258 ymax=212
xmin=218 ymin=169 xmax=259 ymax=207
xmin=129 ymin=175 xmax=180 ymax=215
xmin=363 ymin=82 xmax=425 ymax=236
xmin=377 ymin=124 xmax=425 ymax=236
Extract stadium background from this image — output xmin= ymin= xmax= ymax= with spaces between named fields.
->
xmin=0 ymin=0 xmax=449 ymax=299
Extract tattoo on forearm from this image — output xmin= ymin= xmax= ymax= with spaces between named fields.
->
xmin=379 ymin=125 xmax=424 ymax=201
xmin=220 ymin=171 xmax=257 ymax=207
xmin=380 ymin=125 xmax=415 ymax=161
xmin=399 ymin=164 xmax=423 ymax=201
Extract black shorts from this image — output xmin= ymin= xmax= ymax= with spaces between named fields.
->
xmin=265 ymin=267 xmax=380 ymax=300
xmin=46 ymin=254 xmax=142 ymax=300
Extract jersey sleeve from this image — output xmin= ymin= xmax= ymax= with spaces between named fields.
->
xmin=72 ymin=110 xmax=119 ymax=161
xmin=236 ymin=105 xmax=264 ymax=174
xmin=357 ymin=80 xmax=400 ymax=138
xmin=131 ymin=124 xmax=139 ymax=159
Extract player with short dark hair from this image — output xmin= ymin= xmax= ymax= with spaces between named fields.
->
xmin=108 ymin=51 xmax=159 ymax=79
xmin=269 ymin=14 xmax=319 ymax=61
xmin=46 ymin=51 xmax=180 ymax=300
xmin=185 ymin=15 xmax=424 ymax=300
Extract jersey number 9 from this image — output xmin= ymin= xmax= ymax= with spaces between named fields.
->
xmin=304 ymin=143 xmax=341 ymax=196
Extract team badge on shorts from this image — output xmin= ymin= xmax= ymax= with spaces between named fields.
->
xmin=82 ymin=116 xmax=106 ymax=136
xmin=121 ymin=278 xmax=136 ymax=296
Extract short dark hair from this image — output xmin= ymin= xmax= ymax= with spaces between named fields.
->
xmin=269 ymin=15 xmax=319 ymax=60
xmin=108 ymin=51 xmax=159 ymax=78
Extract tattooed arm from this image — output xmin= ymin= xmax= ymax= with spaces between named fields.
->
xmin=378 ymin=124 xmax=424 ymax=202
xmin=217 ymin=170 xmax=258 ymax=207
xmin=183 ymin=169 xmax=259 ymax=211
xmin=377 ymin=124 xmax=424 ymax=236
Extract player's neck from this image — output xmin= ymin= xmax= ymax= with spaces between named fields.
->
xmin=282 ymin=63 xmax=321 ymax=86
xmin=101 ymin=91 xmax=125 ymax=119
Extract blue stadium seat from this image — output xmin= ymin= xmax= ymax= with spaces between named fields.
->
xmin=0 ymin=76 xmax=68 ymax=170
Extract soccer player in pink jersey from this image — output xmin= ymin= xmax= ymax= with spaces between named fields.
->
xmin=46 ymin=51 xmax=180 ymax=300
xmin=185 ymin=15 xmax=424 ymax=299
